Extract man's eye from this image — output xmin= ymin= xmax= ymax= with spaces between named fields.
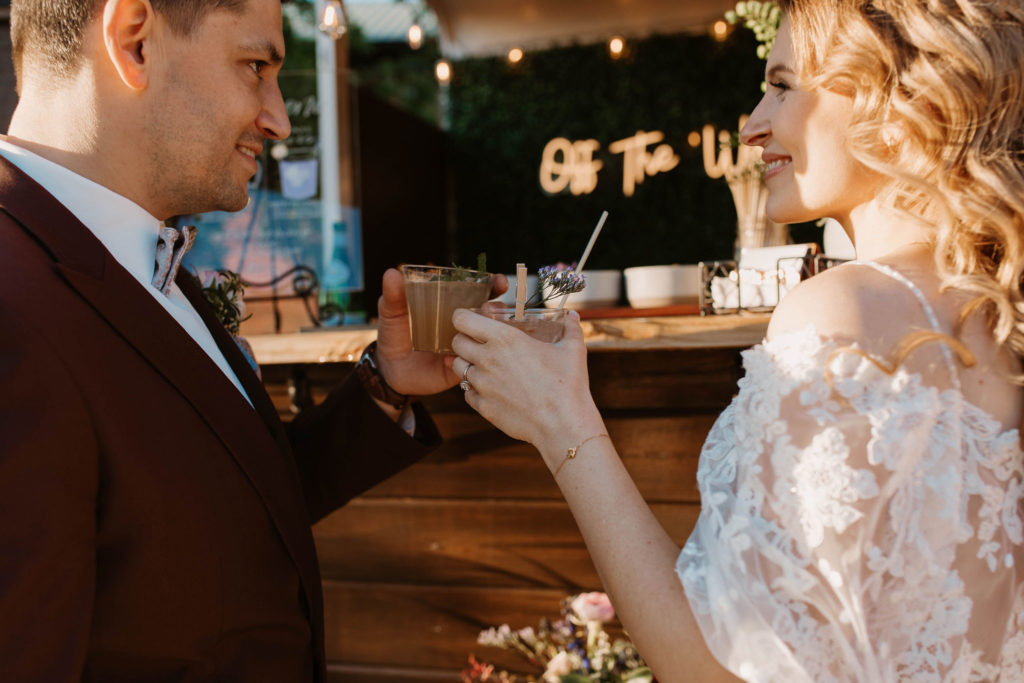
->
xmin=249 ymin=61 xmax=266 ymax=76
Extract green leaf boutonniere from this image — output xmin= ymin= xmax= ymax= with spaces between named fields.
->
xmin=189 ymin=269 xmax=251 ymax=337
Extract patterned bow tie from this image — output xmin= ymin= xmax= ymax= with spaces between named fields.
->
xmin=152 ymin=225 xmax=197 ymax=295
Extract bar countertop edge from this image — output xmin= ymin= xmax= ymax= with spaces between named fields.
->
xmin=247 ymin=313 xmax=772 ymax=366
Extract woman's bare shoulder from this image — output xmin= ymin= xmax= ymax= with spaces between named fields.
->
xmin=767 ymin=264 xmax=925 ymax=354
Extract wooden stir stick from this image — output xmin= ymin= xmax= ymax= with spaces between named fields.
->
xmin=515 ymin=263 xmax=528 ymax=321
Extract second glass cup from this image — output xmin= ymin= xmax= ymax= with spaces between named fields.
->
xmin=402 ymin=264 xmax=494 ymax=353
xmin=470 ymin=306 xmax=567 ymax=343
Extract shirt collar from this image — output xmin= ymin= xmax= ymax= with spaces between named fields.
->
xmin=0 ymin=138 xmax=165 ymax=292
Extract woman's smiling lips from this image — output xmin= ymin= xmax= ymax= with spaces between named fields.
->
xmin=763 ymin=153 xmax=792 ymax=179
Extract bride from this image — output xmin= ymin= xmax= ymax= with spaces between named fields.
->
xmin=449 ymin=0 xmax=1024 ymax=680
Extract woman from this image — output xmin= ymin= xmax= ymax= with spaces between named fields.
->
xmin=452 ymin=2 xmax=1024 ymax=679
xmin=450 ymin=1 xmax=1024 ymax=681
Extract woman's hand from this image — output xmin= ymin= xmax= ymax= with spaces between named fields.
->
xmin=448 ymin=308 xmax=604 ymax=458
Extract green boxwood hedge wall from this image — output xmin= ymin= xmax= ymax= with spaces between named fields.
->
xmin=448 ymin=30 xmax=818 ymax=273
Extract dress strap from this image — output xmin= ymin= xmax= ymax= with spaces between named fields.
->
xmin=846 ymin=260 xmax=962 ymax=392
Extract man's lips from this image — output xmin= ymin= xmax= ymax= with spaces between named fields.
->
xmin=235 ymin=145 xmax=261 ymax=176
xmin=236 ymin=145 xmax=261 ymax=160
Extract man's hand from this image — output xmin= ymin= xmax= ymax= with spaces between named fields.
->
xmin=374 ymin=268 xmax=508 ymax=396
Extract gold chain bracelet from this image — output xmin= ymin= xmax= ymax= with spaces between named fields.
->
xmin=553 ymin=433 xmax=610 ymax=478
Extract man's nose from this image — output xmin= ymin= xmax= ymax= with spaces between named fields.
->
xmin=259 ymin=84 xmax=292 ymax=140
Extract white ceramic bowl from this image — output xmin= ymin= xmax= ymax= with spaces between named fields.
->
xmin=623 ymin=264 xmax=700 ymax=308
xmin=543 ymin=269 xmax=622 ymax=310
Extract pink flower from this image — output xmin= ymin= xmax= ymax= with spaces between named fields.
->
xmin=543 ymin=651 xmax=574 ymax=682
xmin=570 ymin=592 xmax=615 ymax=622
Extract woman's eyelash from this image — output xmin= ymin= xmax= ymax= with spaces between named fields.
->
xmin=769 ymin=80 xmax=790 ymax=91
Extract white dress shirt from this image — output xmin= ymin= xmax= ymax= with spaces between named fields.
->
xmin=0 ymin=139 xmax=253 ymax=406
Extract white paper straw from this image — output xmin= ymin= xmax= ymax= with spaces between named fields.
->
xmin=559 ymin=211 xmax=609 ymax=310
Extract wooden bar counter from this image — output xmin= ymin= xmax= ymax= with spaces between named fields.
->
xmin=251 ymin=313 xmax=770 ymax=682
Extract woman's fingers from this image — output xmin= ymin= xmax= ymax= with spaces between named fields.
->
xmin=451 ymin=308 xmax=509 ymax=344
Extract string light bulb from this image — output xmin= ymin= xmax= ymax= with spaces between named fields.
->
xmin=408 ymin=23 xmax=423 ymax=50
xmin=318 ymin=0 xmax=347 ymax=40
xmin=435 ymin=59 xmax=452 ymax=84
xmin=608 ymin=36 xmax=625 ymax=58
xmin=507 ymin=47 xmax=524 ymax=65
xmin=711 ymin=20 xmax=730 ymax=42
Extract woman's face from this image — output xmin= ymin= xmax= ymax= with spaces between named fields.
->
xmin=740 ymin=17 xmax=878 ymax=226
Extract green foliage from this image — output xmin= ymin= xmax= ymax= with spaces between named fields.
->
xmin=443 ymin=253 xmax=489 ymax=281
xmin=725 ymin=1 xmax=782 ymax=61
xmin=188 ymin=270 xmax=250 ymax=336
xmin=448 ymin=31 xmax=769 ymax=273
xmin=349 ymin=30 xmax=442 ymax=124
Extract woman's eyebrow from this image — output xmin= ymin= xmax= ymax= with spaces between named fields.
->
xmin=766 ymin=64 xmax=795 ymax=80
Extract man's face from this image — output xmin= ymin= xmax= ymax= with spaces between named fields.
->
xmin=144 ymin=0 xmax=291 ymax=218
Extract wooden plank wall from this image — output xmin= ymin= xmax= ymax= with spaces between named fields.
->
xmin=262 ymin=346 xmax=746 ymax=681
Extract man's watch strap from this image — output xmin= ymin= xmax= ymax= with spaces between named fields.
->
xmin=354 ymin=341 xmax=410 ymax=411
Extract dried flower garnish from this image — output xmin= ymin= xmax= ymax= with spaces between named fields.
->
xmin=525 ymin=264 xmax=587 ymax=307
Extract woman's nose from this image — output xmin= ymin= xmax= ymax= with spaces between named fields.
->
xmin=740 ymin=96 xmax=771 ymax=148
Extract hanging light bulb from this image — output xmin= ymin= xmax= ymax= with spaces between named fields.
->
xmin=408 ymin=22 xmax=424 ymax=50
xmin=711 ymin=20 xmax=730 ymax=42
xmin=319 ymin=0 xmax=347 ymax=40
xmin=608 ymin=36 xmax=625 ymax=58
xmin=435 ymin=59 xmax=452 ymax=84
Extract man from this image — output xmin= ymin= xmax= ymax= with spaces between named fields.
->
xmin=0 ymin=0 xmax=486 ymax=679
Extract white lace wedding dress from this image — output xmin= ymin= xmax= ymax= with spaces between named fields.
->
xmin=677 ymin=262 xmax=1024 ymax=682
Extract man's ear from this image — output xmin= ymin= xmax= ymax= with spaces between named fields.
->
xmin=102 ymin=0 xmax=156 ymax=90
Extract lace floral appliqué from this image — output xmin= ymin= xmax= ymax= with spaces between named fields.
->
xmin=677 ymin=325 xmax=1024 ymax=682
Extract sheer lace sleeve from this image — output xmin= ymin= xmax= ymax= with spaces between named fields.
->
xmin=677 ymin=325 xmax=1024 ymax=682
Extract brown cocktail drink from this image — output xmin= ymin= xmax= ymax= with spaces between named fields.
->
xmin=402 ymin=265 xmax=494 ymax=353
xmin=471 ymin=307 xmax=566 ymax=343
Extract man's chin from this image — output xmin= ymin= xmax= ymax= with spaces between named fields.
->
xmin=185 ymin=191 xmax=250 ymax=216
xmin=221 ymin=192 xmax=251 ymax=213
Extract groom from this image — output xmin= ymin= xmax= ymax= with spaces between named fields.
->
xmin=0 ymin=0 xmax=481 ymax=680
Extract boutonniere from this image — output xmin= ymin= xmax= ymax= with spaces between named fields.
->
xmin=188 ymin=269 xmax=261 ymax=379
xmin=193 ymin=269 xmax=250 ymax=336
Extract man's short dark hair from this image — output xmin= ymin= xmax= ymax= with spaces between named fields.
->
xmin=10 ymin=0 xmax=250 ymax=86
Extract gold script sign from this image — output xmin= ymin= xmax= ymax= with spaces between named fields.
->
xmin=539 ymin=131 xmax=680 ymax=198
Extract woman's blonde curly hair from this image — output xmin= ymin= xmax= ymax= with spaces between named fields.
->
xmin=780 ymin=0 xmax=1024 ymax=367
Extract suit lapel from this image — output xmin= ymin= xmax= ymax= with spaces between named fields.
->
xmin=0 ymin=157 xmax=322 ymax=629
xmin=175 ymin=272 xmax=291 ymax=453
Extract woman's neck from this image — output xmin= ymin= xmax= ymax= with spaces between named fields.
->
xmin=838 ymin=200 xmax=933 ymax=262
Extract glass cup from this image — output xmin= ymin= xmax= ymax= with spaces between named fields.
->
xmin=401 ymin=264 xmax=494 ymax=353
xmin=471 ymin=306 xmax=567 ymax=343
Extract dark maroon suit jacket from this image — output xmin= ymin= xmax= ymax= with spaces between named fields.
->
xmin=0 ymin=156 xmax=439 ymax=682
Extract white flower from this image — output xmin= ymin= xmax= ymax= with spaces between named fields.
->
xmin=543 ymin=651 xmax=575 ymax=682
